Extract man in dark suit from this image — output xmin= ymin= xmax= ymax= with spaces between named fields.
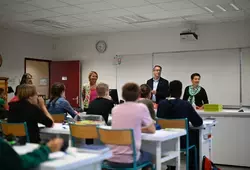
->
xmin=146 ymin=65 xmax=169 ymax=104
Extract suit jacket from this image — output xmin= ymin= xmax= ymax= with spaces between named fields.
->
xmin=146 ymin=77 xmax=169 ymax=104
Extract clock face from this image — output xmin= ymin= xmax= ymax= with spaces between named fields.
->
xmin=96 ymin=41 xmax=107 ymax=53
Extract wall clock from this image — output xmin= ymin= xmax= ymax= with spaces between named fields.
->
xmin=0 ymin=54 xmax=2 ymax=67
xmin=96 ymin=40 xmax=107 ymax=53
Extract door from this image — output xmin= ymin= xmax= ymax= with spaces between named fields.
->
xmin=50 ymin=61 xmax=80 ymax=107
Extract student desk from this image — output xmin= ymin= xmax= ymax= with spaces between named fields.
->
xmin=190 ymin=119 xmax=217 ymax=170
xmin=197 ymin=109 xmax=250 ymax=167
xmin=14 ymin=143 xmax=112 ymax=170
xmin=39 ymin=123 xmax=186 ymax=170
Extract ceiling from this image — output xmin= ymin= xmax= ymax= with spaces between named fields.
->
xmin=0 ymin=0 xmax=249 ymax=37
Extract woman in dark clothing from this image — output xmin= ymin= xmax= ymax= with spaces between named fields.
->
xmin=183 ymin=73 xmax=208 ymax=109
xmin=8 ymin=84 xmax=54 ymax=143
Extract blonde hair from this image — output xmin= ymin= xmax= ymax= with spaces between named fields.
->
xmin=96 ymin=83 xmax=109 ymax=97
xmin=18 ymin=84 xmax=37 ymax=100
xmin=88 ymin=71 xmax=98 ymax=81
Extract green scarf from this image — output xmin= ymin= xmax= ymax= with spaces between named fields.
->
xmin=188 ymin=85 xmax=201 ymax=106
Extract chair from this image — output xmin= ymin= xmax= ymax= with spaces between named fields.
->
xmin=69 ymin=123 xmax=98 ymax=147
xmin=51 ymin=113 xmax=65 ymax=123
xmin=0 ymin=121 xmax=30 ymax=142
xmin=97 ymin=127 xmax=154 ymax=170
xmin=157 ymin=118 xmax=198 ymax=170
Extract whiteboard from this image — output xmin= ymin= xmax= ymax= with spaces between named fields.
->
xmin=117 ymin=54 xmax=152 ymax=100
xmin=153 ymin=49 xmax=240 ymax=105
xmin=242 ymin=48 xmax=250 ymax=105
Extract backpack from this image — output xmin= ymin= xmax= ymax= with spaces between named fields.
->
xmin=202 ymin=156 xmax=221 ymax=170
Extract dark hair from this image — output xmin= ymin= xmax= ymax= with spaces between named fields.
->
xmin=20 ymin=73 xmax=32 ymax=85
xmin=153 ymin=65 xmax=162 ymax=71
xmin=0 ymin=88 xmax=4 ymax=96
xmin=14 ymin=85 xmax=20 ymax=96
xmin=48 ymin=83 xmax=66 ymax=108
xmin=140 ymin=84 xmax=151 ymax=98
xmin=122 ymin=83 xmax=140 ymax=102
xmin=191 ymin=73 xmax=201 ymax=80
xmin=169 ymin=80 xmax=182 ymax=98
xmin=51 ymin=83 xmax=65 ymax=99
xmin=17 ymin=84 xmax=37 ymax=100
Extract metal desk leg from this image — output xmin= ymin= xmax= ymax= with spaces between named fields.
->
xmin=175 ymin=137 xmax=181 ymax=170
xmin=156 ymin=141 xmax=162 ymax=170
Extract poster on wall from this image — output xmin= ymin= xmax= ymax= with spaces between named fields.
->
xmin=39 ymin=78 xmax=48 ymax=86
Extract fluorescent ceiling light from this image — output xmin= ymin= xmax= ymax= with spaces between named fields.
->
xmin=204 ymin=7 xmax=214 ymax=13
xmin=123 ymin=16 xmax=137 ymax=22
xmin=230 ymin=3 xmax=240 ymax=11
xmin=216 ymin=5 xmax=227 ymax=12
xmin=114 ymin=17 xmax=129 ymax=23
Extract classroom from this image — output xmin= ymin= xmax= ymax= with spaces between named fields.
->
xmin=0 ymin=0 xmax=250 ymax=170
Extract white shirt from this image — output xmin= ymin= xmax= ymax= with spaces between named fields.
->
xmin=152 ymin=78 xmax=159 ymax=102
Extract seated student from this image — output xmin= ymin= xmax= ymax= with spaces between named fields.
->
xmin=157 ymin=80 xmax=203 ymax=170
xmin=47 ymin=83 xmax=77 ymax=118
xmin=0 ymin=88 xmax=8 ymax=110
xmin=138 ymin=84 xmax=161 ymax=130
xmin=0 ymin=137 xmax=63 ymax=170
xmin=8 ymin=84 xmax=54 ymax=143
xmin=9 ymin=86 xmax=20 ymax=103
xmin=87 ymin=83 xmax=114 ymax=124
xmin=107 ymin=83 xmax=155 ymax=169
xmin=0 ymin=88 xmax=8 ymax=119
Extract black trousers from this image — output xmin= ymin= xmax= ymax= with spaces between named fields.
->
xmin=168 ymin=130 xmax=199 ymax=170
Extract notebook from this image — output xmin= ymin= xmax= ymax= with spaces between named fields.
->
xmin=77 ymin=144 xmax=110 ymax=153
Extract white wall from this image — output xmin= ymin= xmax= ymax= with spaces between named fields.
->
xmin=54 ymin=21 xmax=250 ymax=104
xmin=0 ymin=28 xmax=55 ymax=90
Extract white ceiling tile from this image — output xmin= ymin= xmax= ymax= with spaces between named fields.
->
xmin=214 ymin=11 xmax=246 ymax=19
xmin=50 ymin=6 xmax=86 ymax=15
xmin=194 ymin=18 xmax=222 ymax=24
xmin=235 ymin=0 xmax=250 ymax=10
xmin=142 ymin=8 xmax=207 ymax=19
xmin=47 ymin=15 xmax=81 ymax=23
xmin=142 ymin=11 xmax=173 ymax=19
xmin=77 ymin=2 xmax=117 ymax=12
xmin=146 ymin=0 xmax=175 ymax=4
xmin=71 ymin=13 xmax=107 ymax=20
xmin=3 ymin=3 xmax=40 ymax=13
xmin=1 ymin=13 xmax=37 ymax=21
xmin=0 ymin=0 xmax=27 ymax=5
xmin=169 ymin=7 xmax=207 ymax=17
xmin=58 ymin=0 xmax=101 ymax=5
xmin=133 ymin=21 xmax=160 ymax=28
xmin=95 ymin=9 xmax=133 ymax=17
xmin=190 ymin=0 xmax=233 ymax=6
xmin=69 ymin=20 xmax=93 ymax=27
xmin=24 ymin=10 xmax=62 ymax=19
xmin=125 ymin=5 xmax=164 ymax=15
xmin=157 ymin=17 xmax=185 ymax=23
xmin=105 ymin=0 xmax=150 ymax=8
xmin=90 ymin=18 xmax=122 ymax=25
xmin=156 ymin=0 xmax=198 ymax=11
xmin=184 ymin=13 xmax=215 ymax=21
xmin=25 ymin=0 xmax=69 ymax=9
xmin=107 ymin=22 xmax=138 ymax=29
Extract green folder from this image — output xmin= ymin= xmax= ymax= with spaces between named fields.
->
xmin=204 ymin=104 xmax=223 ymax=112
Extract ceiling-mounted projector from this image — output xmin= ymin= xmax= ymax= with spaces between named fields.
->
xmin=180 ymin=31 xmax=198 ymax=41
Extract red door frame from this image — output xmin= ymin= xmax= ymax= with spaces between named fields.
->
xmin=24 ymin=58 xmax=51 ymax=97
